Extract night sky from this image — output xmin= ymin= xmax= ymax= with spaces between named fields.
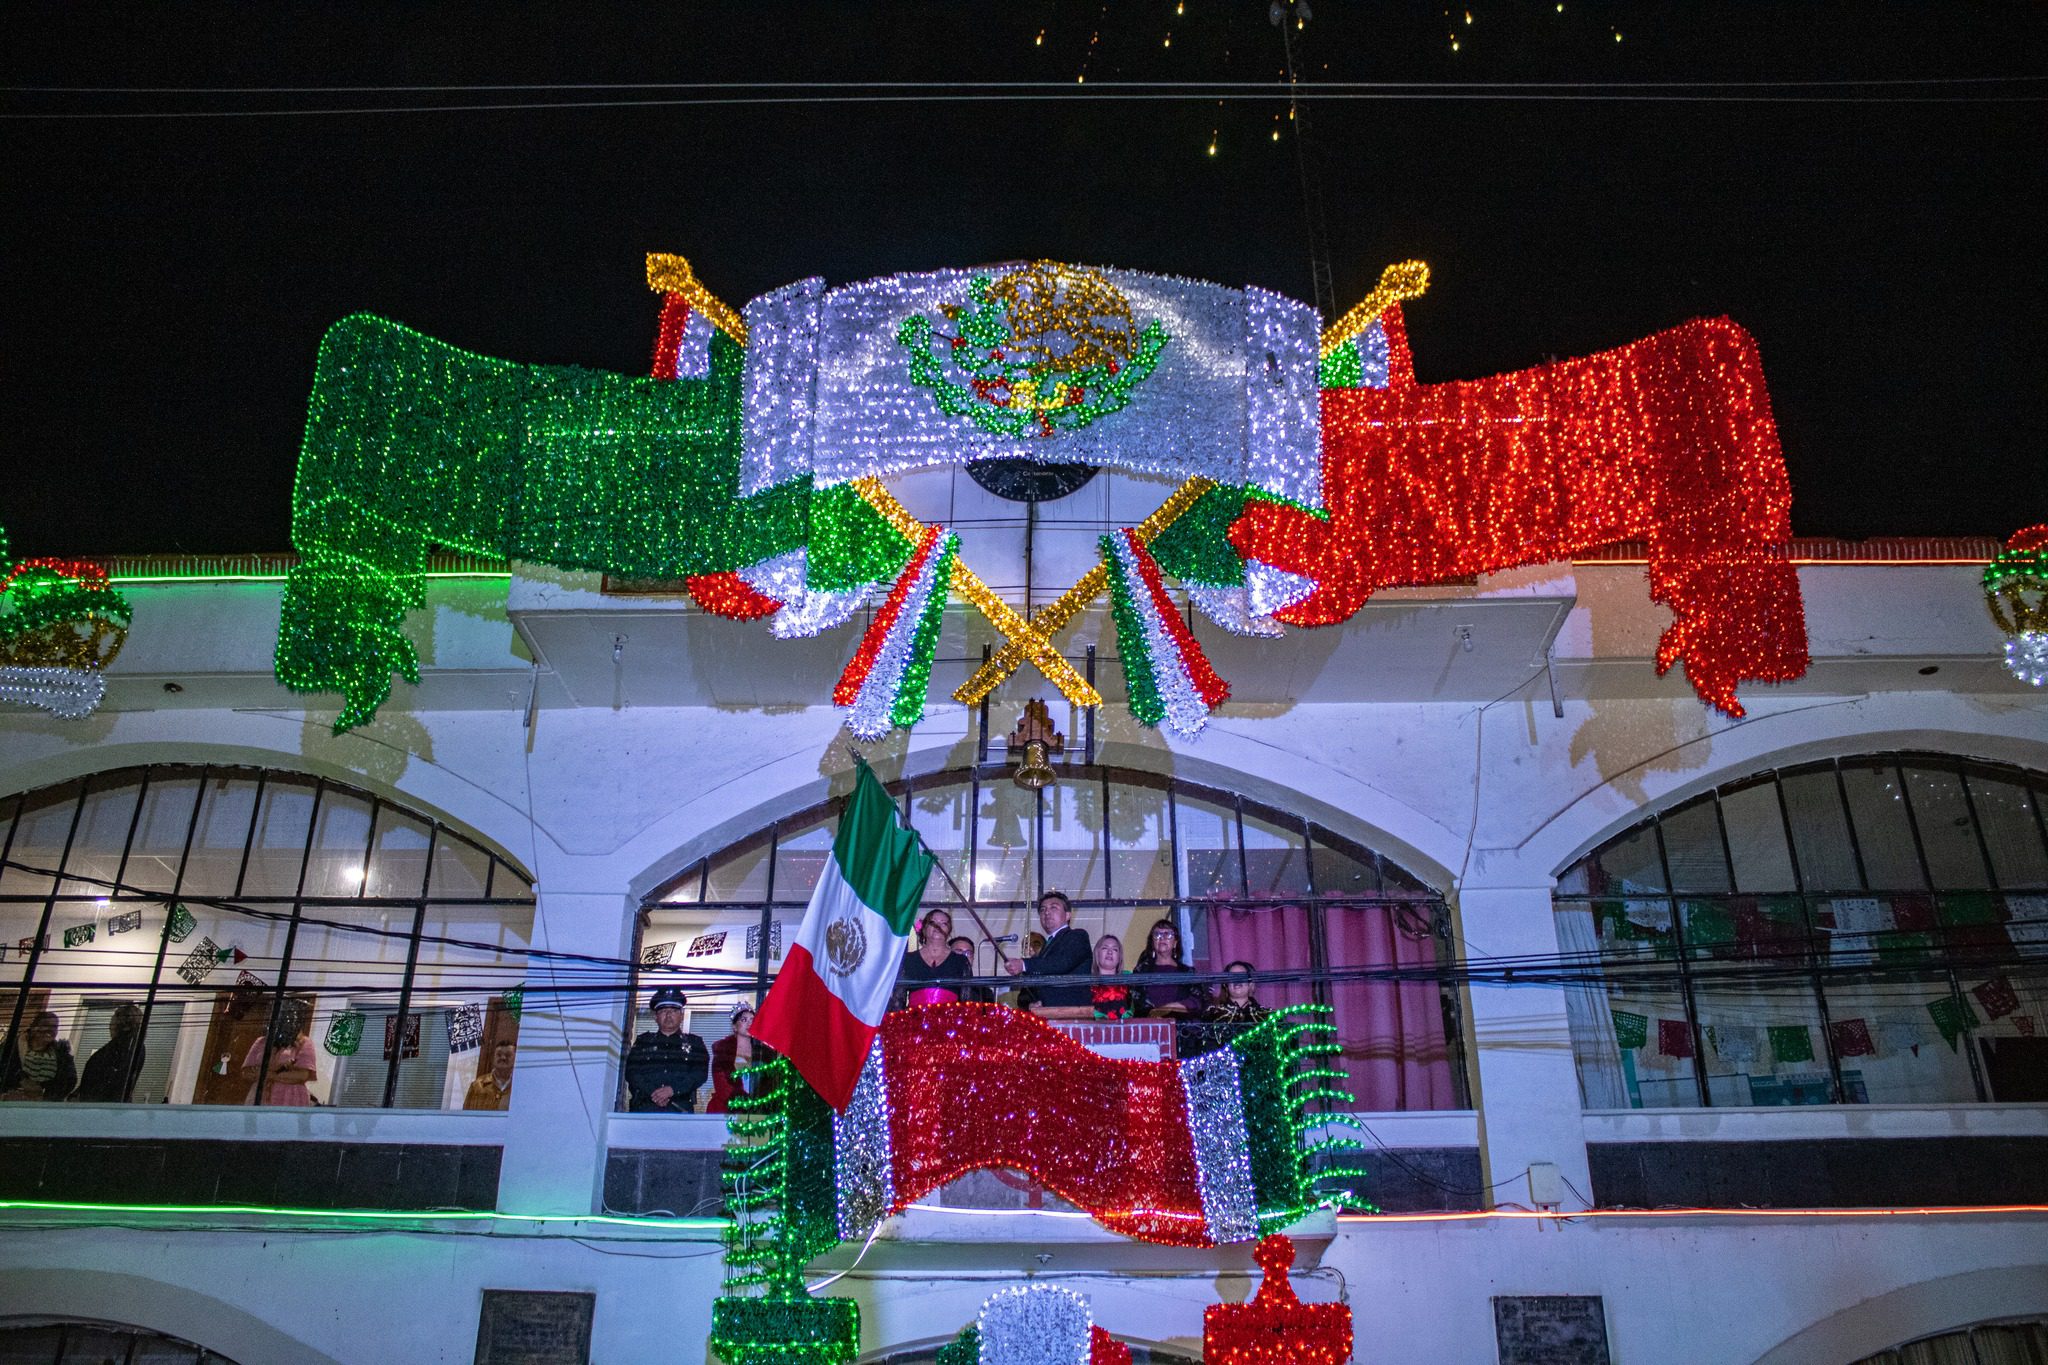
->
xmin=4 ymin=3 xmax=2044 ymax=556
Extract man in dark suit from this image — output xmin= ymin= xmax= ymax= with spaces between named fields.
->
xmin=1004 ymin=890 xmax=1092 ymax=1008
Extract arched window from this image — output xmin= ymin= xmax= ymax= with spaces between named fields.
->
xmin=0 ymin=1320 xmax=242 ymax=1363
xmin=1854 ymin=1318 xmax=2048 ymax=1364
xmin=1554 ymin=754 xmax=2048 ymax=1109
xmin=629 ymin=766 xmax=1467 ymax=1113
xmin=0 ymin=766 xmax=533 ymax=1111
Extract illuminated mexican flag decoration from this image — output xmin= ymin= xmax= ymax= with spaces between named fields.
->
xmin=752 ymin=761 xmax=933 ymax=1110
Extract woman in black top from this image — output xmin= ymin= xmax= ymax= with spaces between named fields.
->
xmin=899 ymin=909 xmax=972 ymax=1006
xmin=1205 ymin=961 xmax=1269 ymax=1024
xmin=1133 ymin=918 xmax=1206 ymax=1017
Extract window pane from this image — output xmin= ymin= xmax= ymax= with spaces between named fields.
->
xmin=1106 ymin=779 xmax=1173 ymax=901
xmin=626 ymin=903 xmax=762 ymax=1112
xmin=165 ymin=897 xmax=297 ymax=1105
xmin=239 ymin=776 xmax=319 ymax=896
xmin=975 ymin=782 xmax=1037 ymax=905
xmin=302 ymin=790 xmax=375 ymax=898
xmin=1903 ymin=766 xmax=1991 ymax=889
xmin=1041 ymin=780 xmax=1106 ymax=902
xmin=123 ymin=773 xmax=202 ymax=895
xmin=1176 ymin=792 xmax=1240 ymax=899
xmin=1590 ymin=822 xmax=1666 ymax=896
xmin=1241 ymin=810 xmax=1309 ymax=899
xmin=1721 ymin=781 xmax=1797 ymax=894
xmin=1659 ymin=801 xmax=1729 ymax=894
xmin=1965 ymin=773 xmax=2048 ymax=889
xmin=1842 ymin=762 xmax=1927 ymax=891
xmin=1973 ymin=970 xmax=2048 ymax=1103
xmin=1323 ymin=903 xmax=1457 ymax=1109
xmin=705 ymin=828 xmax=771 ymax=904
xmin=1692 ymin=979 xmax=1833 ymax=1106
xmin=29 ymin=897 xmax=174 ymax=1104
xmin=55 ymin=773 xmax=143 ymax=899
xmin=1819 ymin=973 xmax=1984 ymax=1104
xmin=908 ymin=780 xmax=970 ymax=904
xmin=771 ymin=811 xmax=835 ymax=904
xmin=1568 ymin=898 xmax=1698 ymax=1109
xmin=428 ymin=835 xmax=492 ymax=901
xmin=1781 ymin=768 xmax=1861 ymax=892
xmin=1313 ymin=832 xmax=1382 ymax=897
xmin=411 ymin=899 xmax=533 ymax=1110
xmin=657 ymin=862 xmax=704 ymax=904
xmin=366 ymin=808 xmax=432 ymax=900
xmin=179 ymin=775 xmax=259 ymax=897
xmin=278 ymin=901 xmax=415 ymax=1108
xmin=0 ymin=781 xmax=82 ymax=897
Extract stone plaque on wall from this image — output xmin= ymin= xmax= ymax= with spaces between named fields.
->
xmin=474 ymin=1289 xmax=594 ymax=1365
xmin=1493 ymin=1296 xmax=1610 ymax=1365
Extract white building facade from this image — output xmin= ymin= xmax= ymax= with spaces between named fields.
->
xmin=2 ymin=485 xmax=2045 ymax=1364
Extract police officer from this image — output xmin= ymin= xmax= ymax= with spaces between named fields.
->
xmin=623 ymin=987 xmax=710 ymax=1113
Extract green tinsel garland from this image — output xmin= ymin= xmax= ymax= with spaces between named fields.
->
xmin=1147 ymin=486 xmax=1250 ymax=588
xmin=278 ymin=315 xmax=806 ymax=730
xmin=1098 ymin=533 xmax=1164 ymax=726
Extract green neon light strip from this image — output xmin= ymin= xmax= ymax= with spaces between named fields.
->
xmin=0 ymin=1197 xmax=721 ymax=1231
xmin=109 ymin=572 xmax=513 ymax=586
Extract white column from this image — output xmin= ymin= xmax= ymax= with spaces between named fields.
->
xmin=496 ymin=884 xmax=636 ymax=1216
xmin=1457 ymin=878 xmax=1594 ymax=1211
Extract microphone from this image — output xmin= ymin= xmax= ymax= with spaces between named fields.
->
xmin=989 ymin=934 xmax=1020 ymax=944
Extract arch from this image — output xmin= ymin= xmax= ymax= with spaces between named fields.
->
xmin=1512 ymin=699 xmax=2048 ymax=885
xmin=613 ymin=736 xmax=1463 ymax=908
xmin=0 ymin=1268 xmax=345 ymax=1365
xmin=1750 ymin=1264 xmax=2048 ymax=1365
xmin=0 ymin=733 xmax=555 ymax=876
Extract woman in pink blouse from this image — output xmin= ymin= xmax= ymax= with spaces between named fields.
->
xmin=241 ymin=1015 xmax=318 ymax=1106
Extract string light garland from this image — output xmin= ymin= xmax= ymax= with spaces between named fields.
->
xmin=276 ymin=252 xmax=1804 ymax=732
xmin=1202 ymin=1234 xmax=1353 ymax=1365
xmin=1985 ymin=525 xmax=2048 ymax=687
xmin=956 ymin=475 xmax=1217 ymax=704
xmin=1102 ymin=530 xmax=1229 ymax=739
xmin=979 ymin=1285 xmax=1095 ymax=1365
xmin=0 ymin=529 xmax=132 ymax=719
xmin=1235 ymin=314 xmax=1809 ymax=717
xmin=713 ymin=1055 xmax=860 ymax=1365
xmin=276 ymin=312 xmax=805 ymax=730
xmin=819 ymin=1003 xmax=1364 ymax=1250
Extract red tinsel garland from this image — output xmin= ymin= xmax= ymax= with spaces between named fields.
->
xmin=1235 ymin=315 xmax=1808 ymax=716
xmin=832 ymin=526 xmax=940 ymax=705
xmin=649 ymin=292 xmax=693 ymax=381
xmin=1203 ymin=1235 xmax=1352 ymax=1365
xmin=878 ymin=1004 xmax=1210 ymax=1246
xmin=1090 ymin=1325 xmax=1131 ymax=1365
xmin=1125 ymin=530 xmax=1229 ymax=708
xmin=684 ymin=572 xmax=783 ymax=620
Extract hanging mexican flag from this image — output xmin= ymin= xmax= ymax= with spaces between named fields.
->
xmin=752 ymin=761 xmax=932 ymax=1109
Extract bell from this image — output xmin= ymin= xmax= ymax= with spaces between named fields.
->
xmin=1014 ymin=738 xmax=1057 ymax=791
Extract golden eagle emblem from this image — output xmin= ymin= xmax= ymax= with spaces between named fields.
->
xmin=823 ymin=912 xmax=868 ymax=976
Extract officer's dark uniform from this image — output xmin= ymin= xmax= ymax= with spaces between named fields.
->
xmin=623 ymin=988 xmax=710 ymax=1113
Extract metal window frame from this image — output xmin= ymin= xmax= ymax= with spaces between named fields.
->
xmin=0 ymin=764 xmax=534 ymax=1112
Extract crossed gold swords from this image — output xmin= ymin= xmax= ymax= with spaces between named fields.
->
xmin=648 ymin=254 xmax=1429 ymax=710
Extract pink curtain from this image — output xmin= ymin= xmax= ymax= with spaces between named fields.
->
xmin=1209 ymin=902 xmax=1457 ymax=1111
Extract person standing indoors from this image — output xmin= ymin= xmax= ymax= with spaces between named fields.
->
xmin=242 ymin=1003 xmax=317 ymax=1106
xmin=1 ymin=1011 xmax=76 ymax=1101
xmin=623 ymin=987 xmax=710 ymax=1113
xmin=1004 ymin=891 xmax=1092 ymax=1008
xmin=708 ymin=1004 xmax=776 ymax=1113
xmin=1133 ymin=918 xmax=1207 ymax=1018
xmin=73 ymin=1003 xmax=147 ymax=1103
xmin=899 ymin=910 xmax=972 ymax=1007
xmin=463 ymin=1041 xmax=517 ymax=1111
